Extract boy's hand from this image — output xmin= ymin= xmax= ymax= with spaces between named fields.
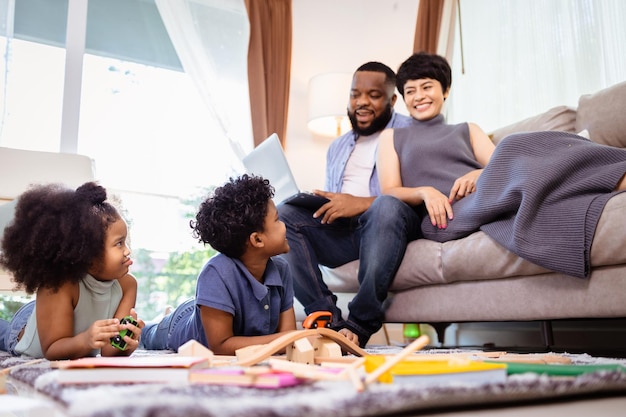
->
xmin=337 ymin=328 xmax=360 ymax=346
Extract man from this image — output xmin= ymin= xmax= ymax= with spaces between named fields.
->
xmin=278 ymin=61 xmax=412 ymax=346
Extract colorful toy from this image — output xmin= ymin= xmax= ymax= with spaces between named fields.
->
xmin=302 ymin=311 xmax=332 ymax=329
xmin=110 ymin=316 xmax=138 ymax=351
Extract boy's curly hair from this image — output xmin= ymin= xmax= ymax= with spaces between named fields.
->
xmin=0 ymin=182 xmax=120 ymax=293
xmin=191 ymin=174 xmax=274 ymax=258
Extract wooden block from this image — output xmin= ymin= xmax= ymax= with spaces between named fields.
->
xmin=313 ymin=337 xmax=342 ymax=358
xmin=286 ymin=337 xmax=315 ymax=364
xmin=235 ymin=344 xmax=266 ymax=364
xmin=178 ymin=339 xmax=215 ymax=364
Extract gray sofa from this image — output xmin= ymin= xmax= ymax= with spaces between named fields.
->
xmin=318 ymin=80 xmax=626 ymax=346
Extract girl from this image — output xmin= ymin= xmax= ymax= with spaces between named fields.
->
xmin=0 ymin=182 xmax=143 ymax=360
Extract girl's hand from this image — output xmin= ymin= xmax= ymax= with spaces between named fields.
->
xmin=419 ymin=187 xmax=453 ymax=229
xmin=85 ymin=318 xmax=125 ymax=350
xmin=120 ymin=308 xmax=144 ymax=354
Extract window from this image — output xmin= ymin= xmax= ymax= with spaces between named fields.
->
xmin=446 ymin=0 xmax=626 ymax=132
xmin=1 ymin=0 xmax=250 ymax=319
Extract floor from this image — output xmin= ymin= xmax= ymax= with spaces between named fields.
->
xmin=4 ymin=322 xmax=626 ymax=417
xmin=414 ymin=396 xmax=626 ymax=417
xmin=4 ymin=384 xmax=626 ymax=417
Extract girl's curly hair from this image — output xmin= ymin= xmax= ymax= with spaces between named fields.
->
xmin=191 ymin=174 xmax=274 ymax=258
xmin=0 ymin=182 xmax=120 ymax=293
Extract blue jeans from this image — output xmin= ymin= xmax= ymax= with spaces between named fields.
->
xmin=0 ymin=300 xmax=35 ymax=355
xmin=278 ymin=203 xmax=361 ymax=327
xmin=278 ymin=196 xmax=422 ymax=346
xmin=140 ymin=298 xmax=196 ymax=351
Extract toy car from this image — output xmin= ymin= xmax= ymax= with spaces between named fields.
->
xmin=110 ymin=315 xmax=138 ymax=351
xmin=302 ymin=311 xmax=332 ymax=329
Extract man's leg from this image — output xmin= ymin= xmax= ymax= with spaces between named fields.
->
xmin=345 ymin=196 xmax=422 ymax=346
xmin=278 ymin=203 xmax=360 ymax=326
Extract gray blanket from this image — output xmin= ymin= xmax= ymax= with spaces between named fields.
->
xmin=422 ymin=131 xmax=626 ymax=278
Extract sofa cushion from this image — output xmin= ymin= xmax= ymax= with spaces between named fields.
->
xmin=322 ymin=192 xmax=626 ymax=293
xmin=575 ymin=81 xmax=626 ymax=148
xmin=490 ymin=105 xmax=577 ymax=145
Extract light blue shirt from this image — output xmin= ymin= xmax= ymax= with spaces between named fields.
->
xmin=325 ymin=111 xmax=413 ymax=195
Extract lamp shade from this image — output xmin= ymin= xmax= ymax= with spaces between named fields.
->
xmin=307 ymin=72 xmax=353 ymax=137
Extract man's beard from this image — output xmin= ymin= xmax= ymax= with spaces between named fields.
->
xmin=348 ymin=104 xmax=393 ymax=136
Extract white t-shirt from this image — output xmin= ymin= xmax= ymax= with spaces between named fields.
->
xmin=340 ymin=132 xmax=380 ymax=197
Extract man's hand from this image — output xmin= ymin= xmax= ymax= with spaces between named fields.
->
xmin=311 ymin=190 xmax=374 ymax=224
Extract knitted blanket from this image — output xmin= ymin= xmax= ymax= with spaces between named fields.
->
xmin=422 ymin=131 xmax=626 ymax=278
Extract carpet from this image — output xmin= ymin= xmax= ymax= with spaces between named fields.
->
xmin=3 ymin=348 xmax=626 ymax=417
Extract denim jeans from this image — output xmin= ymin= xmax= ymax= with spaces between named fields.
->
xmin=279 ymin=195 xmax=422 ymax=346
xmin=1 ymin=300 xmax=35 ymax=355
xmin=278 ymin=203 xmax=362 ymax=327
xmin=140 ymin=298 xmax=196 ymax=351
xmin=345 ymin=196 xmax=423 ymax=345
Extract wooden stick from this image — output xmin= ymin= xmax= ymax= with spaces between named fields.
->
xmin=0 ymin=358 xmax=43 ymax=375
xmin=364 ymin=335 xmax=430 ymax=386
xmin=344 ymin=357 xmax=365 ymax=392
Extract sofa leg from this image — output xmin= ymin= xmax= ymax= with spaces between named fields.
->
xmin=541 ymin=320 xmax=554 ymax=348
xmin=429 ymin=322 xmax=451 ymax=346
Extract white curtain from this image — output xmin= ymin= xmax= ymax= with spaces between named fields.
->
xmin=446 ymin=0 xmax=626 ymax=133
xmin=155 ymin=0 xmax=252 ymax=160
xmin=0 ymin=0 xmax=14 ymax=141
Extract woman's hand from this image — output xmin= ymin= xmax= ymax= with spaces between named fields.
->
xmin=419 ymin=186 xmax=453 ymax=229
xmin=448 ymin=169 xmax=483 ymax=202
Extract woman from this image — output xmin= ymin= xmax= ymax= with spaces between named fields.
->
xmin=376 ymin=52 xmax=626 ymax=279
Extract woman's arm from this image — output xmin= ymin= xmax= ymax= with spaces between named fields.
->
xmin=378 ymin=128 xmax=453 ymax=228
xmin=469 ymin=123 xmax=495 ymax=167
xmin=447 ymin=123 xmax=496 ymax=201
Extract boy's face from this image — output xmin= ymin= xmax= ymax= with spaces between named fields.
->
xmin=88 ymin=217 xmax=133 ymax=281
xmin=260 ymin=200 xmax=289 ymax=256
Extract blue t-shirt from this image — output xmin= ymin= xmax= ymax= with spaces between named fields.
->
xmin=167 ymin=253 xmax=294 ymax=350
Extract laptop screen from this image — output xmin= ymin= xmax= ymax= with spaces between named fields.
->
xmin=241 ymin=133 xmax=300 ymax=204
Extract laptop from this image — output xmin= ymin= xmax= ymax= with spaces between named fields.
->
xmin=242 ymin=133 xmax=330 ymax=211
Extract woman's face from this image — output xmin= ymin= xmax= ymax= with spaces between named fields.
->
xmin=402 ymin=78 xmax=449 ymax=121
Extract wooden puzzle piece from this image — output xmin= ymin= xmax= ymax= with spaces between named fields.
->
xmin=235 ymin=328 xmax=368 ymax=367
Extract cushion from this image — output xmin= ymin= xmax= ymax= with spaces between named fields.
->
xmin=575 ymin=81 xmax=626 ymax=148
xmin=490 ymin=105 xmax=577 ymax=145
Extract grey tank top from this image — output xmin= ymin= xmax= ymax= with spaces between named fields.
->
xmin=15 ymin=274 xmax=123 ymax=358
xmin=393 ymin=114 xmax=481 ymax=194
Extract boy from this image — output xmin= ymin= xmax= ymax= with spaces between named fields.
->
xmin=141 ymin=174 xmax=297 ymax=355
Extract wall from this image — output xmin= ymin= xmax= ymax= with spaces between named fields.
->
xmin=286 ymin=0 xmax=419 ymax=191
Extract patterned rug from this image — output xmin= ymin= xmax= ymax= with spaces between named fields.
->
xmin=3 ymin=348 xmax=626 ymax=417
